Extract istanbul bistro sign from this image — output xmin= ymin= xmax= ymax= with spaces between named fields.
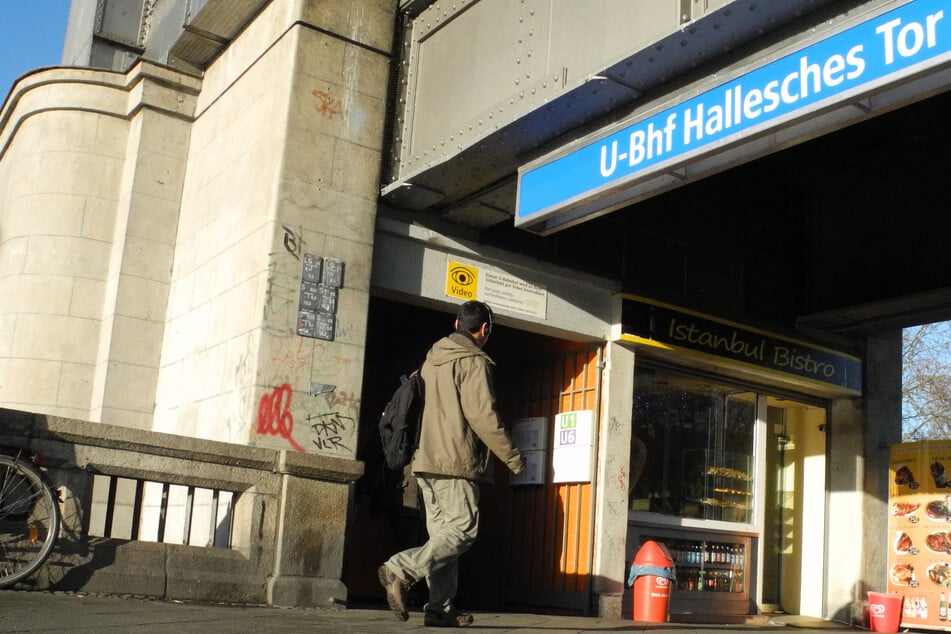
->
xmin=621 ymin=296 xmax=862 ymax=394
xmin=516 ymin=0 xmax=950 ymax=233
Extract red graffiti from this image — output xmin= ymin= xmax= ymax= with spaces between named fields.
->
xmin=257 ymin=384 xmax=305 ymax=451
xmin=271 ymin=337 xmax=314 ymax=374
xmin=312 ymin=89 xmax=343 ymax=119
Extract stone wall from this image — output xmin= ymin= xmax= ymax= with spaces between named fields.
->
xmin=152 ymin=0 xmax=397 ymax=457
xmin=0 ymin=65 xmax=199 ymax=426
xmin=0 ymin=0 xmax=398 ymax=460
xmin=0 ymin=408 xmax=362 ymax=607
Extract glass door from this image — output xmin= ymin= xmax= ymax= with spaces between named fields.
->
xmin=761 ymin=397 xmax=828 ymax=617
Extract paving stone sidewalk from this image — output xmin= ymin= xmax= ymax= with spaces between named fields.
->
xmin=0 ymin=590 xmax=862 ymax=633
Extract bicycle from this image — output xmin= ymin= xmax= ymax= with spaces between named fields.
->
xmin=0 ymin=451 xmax=61 ymax=587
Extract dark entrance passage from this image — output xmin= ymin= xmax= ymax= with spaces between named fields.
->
xmin=344 ymin=297 xmax=601 ymax=614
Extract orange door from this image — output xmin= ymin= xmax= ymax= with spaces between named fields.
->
xmin=475 ymin=345 xmax=602 ymax=613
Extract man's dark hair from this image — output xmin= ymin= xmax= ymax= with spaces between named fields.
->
xmin=457 ymin=300 xmax=493 ymax=334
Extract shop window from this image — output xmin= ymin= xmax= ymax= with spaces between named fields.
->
xmin=630 ymin=368 xmax=755 ymax=523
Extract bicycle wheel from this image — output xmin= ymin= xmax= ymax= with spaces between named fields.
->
xmin=0 ymin=454 xmax=60 ymax=587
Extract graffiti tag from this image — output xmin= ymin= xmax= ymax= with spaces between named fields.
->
xmin=282 ymin=224 xmax=304 ymax=260
xmin=257 ymin=383 xmax=305 ymax=451
xmin=312 ymin=89 xmax=343 ymax=119
xmin=308 ymin=411 xmax=353 ymax=452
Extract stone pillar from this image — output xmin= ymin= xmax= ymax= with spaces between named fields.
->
xmin=93 ymin=69 xmax=196 ymax=428
xmin=826 ymin=396 xmax=864 ymax=622
xmin=861 ymin=330 xmax=903 ymax=596
xmin=825 ymin=329 xmax=900 ymax=623
xmin=267 ymin=450 xmax=363 ymax=607
xmin=147 ymin=0 xmax=397 ymax=604
xmin=254 ymin=0 xmax=396 ymax=458
xmin=260 ymin=0 xmax=396 ymax=605
xmin=592 ymin=341 xmax=636 ymax=618
xmin=152 ymin=0 xmax=396 ymax=456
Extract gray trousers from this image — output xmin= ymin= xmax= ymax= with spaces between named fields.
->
xmin=386 ymin=475 xmax=480 ymax=612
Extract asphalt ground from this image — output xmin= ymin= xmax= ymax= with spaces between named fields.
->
xmin=0 ymin=590 xmax=867 ymax=633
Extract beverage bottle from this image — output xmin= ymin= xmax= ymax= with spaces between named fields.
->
xmin=940 ymin=593 xmax=947 ymax=621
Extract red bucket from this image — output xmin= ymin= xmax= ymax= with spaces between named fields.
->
xmin=867 ymin=591 xmax=902 ymax=633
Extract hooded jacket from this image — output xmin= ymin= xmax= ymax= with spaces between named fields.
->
xmin=411 ymin=331 xmax=523 ymax=480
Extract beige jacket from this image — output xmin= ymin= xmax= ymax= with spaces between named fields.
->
xmin=411 ymin=332 xmax=523 ymax=480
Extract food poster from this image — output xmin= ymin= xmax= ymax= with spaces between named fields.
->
xmin=889 ymin=441 xmax=951 ymax=630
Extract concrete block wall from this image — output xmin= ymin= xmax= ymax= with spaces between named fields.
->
xmin=1 ymin=1 xmax=397 ymax=462
xmin=0 ymin=66 xmax=198 ymax=424
xmin=151 ymin=0 xmax=295 ymax=443
xmin=94 ymin=83 xmax=196 ymax=428
xmin=153 ymin=0 xmax=396 ymax=458
xmin=0 ymin=80 xmax=122 ymax=420
xmin=260 ymin=0 xmax=395 ymax=456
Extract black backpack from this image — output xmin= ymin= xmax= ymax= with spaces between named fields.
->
xmin=378 ymin=367 xmax=424 ymax=470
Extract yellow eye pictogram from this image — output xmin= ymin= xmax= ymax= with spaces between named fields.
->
xmin=446 ymin=261 xmax=478 ymax=300
xmin=449 ymin=266 xmax=474 ymax=286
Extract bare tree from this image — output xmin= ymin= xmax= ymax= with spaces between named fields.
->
xmin=903 ymin=321 xmax=951 ymax=441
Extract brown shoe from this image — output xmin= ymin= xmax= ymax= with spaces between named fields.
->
xmin=424 ymin=609 xmax=474 ymax=627
xmin=377 ymin=564 xmax=409 ymax=621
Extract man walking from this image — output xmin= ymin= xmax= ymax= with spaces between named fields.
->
xmin=378 ymin=300 xmax=525 ymax=628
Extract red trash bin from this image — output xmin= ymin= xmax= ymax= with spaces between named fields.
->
xmin=867 ymin=591 xmax=902 ymax=633
xmin=629 ymin=540 xmax=675 ymax=623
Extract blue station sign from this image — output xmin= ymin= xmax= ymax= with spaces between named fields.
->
xmin=516 ymin=0 xmax=951 ymax=233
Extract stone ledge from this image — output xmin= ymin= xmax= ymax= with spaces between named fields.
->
xmin=1 ymin=409 xmax=363 ymax=484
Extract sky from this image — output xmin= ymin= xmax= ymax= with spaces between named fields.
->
xmin=0 ymin=2 xmax=71 ymax=97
